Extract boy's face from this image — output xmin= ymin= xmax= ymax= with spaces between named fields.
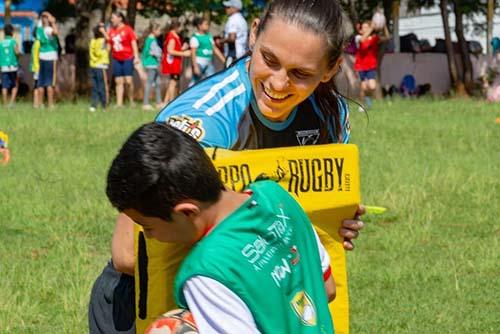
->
xmin=124 ymin=208 xmax=201 ymax=244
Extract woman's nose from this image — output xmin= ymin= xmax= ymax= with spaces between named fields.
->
xmin=269 ymin=69 xmax=290 ymax=92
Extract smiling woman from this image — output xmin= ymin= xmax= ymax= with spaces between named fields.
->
xmin=89 ymin=1 xmax=366 ymax=333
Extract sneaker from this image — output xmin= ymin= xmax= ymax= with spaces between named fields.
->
xmin=358 ymin=106 xmax=365 ymax=113
xmin=142 ymin=104 xmax=154 ymax=111
xmin=89 ymin=107 xmax=96 ymax=112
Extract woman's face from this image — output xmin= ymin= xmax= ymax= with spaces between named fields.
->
xmin=200 ymin=20 xmax=210 ymax=33
xmin=110 ymin=14 xmax=122 ymax=27
xmin=249 ymin=18 xmax=338 ymax=122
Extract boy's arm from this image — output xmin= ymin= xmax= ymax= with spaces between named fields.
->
xmin=183 ymin=276 xmax=260 ymax=333
xmin=111 ymin=213 xmax=136 ymax=275
xmin=313 ymin=229 xmax=336 ymax=302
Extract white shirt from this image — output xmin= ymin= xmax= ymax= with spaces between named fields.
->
xmin=182 ymin=230 xmax=331 ymax=333
xmin=224 ymin=12 xmax=248 ymax=59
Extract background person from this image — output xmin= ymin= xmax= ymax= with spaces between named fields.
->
xmin=219 ymin=0 xmax=248 ymax=67
xmin=107 ymin=11 xmax=140 ymax=108
xmin=29 ymin=29 xmax=41 ymax=108
xmin=189 ymin=17 xmax=226 ymax=85
xmin=89 ymin=23 xmax=110 ymax=112
xmin=36 ymin=11 xmax=59 ymax=109
xmin=140 ymin=22 xmax=163 ymax=111
xmin=106 ymin=122 xmax=336 ymax=333
xmin=354 ymin=20 xmax=390 ymax=110
xmin=161 ymin=18 xmax=191 ymax=106
xmin=0 ymin=24 xmax=20 ymax=107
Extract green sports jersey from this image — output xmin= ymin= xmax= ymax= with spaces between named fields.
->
xmin=36 ymin=26 xmax=58 ymax=60
xmin=175 ymin=180 xmax=333 ymax=333
xmin=141 ymin=35 xmax=160 ymax=68
xmin=192 ymin=33 xmax=213 ymax=60
xmin=0 ymin=37 xmax=18 ymax=71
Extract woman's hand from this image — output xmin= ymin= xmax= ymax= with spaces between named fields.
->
xmin=339 ymin=204 xmax=365 ymax=250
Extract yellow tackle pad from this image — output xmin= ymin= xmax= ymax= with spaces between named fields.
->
xmin=135 ymin=143 xmax=360 ymax=334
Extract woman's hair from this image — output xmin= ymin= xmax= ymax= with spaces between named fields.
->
xmin=93 ymin=24 xmax=104 ymax=39
xmin=256 ymin=0 xmax=349 ymax=142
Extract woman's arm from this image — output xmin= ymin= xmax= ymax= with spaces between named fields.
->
xmin=213 ymin=43 xmax=226 ymax=64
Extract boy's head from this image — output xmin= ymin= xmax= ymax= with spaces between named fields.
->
xmin=106 ymin=122 xmax=225 ymax=242
xmin=4 ymin=24 xmax=14 ymax=37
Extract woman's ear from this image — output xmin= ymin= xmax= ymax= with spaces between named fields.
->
xmin=321 ymin=56 xmax=344 ymax=83
xmin=249 ymin=18 xmax=260 ymax=51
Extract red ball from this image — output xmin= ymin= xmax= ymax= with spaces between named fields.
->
xmin=145 ymin=309 xmax=198 ymax=334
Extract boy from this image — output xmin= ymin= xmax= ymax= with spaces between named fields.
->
xmin=36 ymin=11 xmax=59 ymax=108
xmin=106 ymin=122 xmax=336 ymax=333
xmin=0 ymin=24 xmax=20 ymax=107
xmin=89 ymin=23 xmax=109 ymax=112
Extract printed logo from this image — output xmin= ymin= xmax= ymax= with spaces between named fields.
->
xmin=290 ymin=291 xmax=317 ymax=326
xmin=295 ymin=129 xmax=320 ymax=145
xmin=166 ymin=115 xmax=205 ymax=141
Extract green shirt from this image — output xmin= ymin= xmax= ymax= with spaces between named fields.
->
xmin=190 ymin=33 xmax=214 ymax=61
xmin=36 ymin=26 xmax=58 ymax=61
xmin=141 ymin=35 xmax=160 ymax=68
xmin=175 ymin=180 xmax=334 ymax=333
xmin=0 ymin=37 xmax=18 ymax=71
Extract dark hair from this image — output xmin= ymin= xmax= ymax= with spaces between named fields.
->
xmin=256 ymin=0 xmax=348 ymax=142
xmin=111 ymin=10 xmax=127 ymax=24
xmin=93 ymin=24 xmax=104 ymax=39
xmin=138 ymin=21 xmax=161 ymax=50
xmin=106 ymin=122 xmax=224 ymax=221
xmin=192 ymin=17 xmax=208 ymax=29
xmin=4 ymin=24 xmax=14 ymax=36
xmin=165 ymin=17 xmax=181 ymax=32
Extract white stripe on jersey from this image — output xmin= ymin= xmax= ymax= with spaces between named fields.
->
xmin=204 ymin=83 xmax=246 ymax=116
xmin=193 ymin=70 xmax=240 ymax=109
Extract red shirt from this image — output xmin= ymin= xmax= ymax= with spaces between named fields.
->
xmin=108 ymin=25 xmax=137 ymax=61
xmin=354 ymin=34 xmax=379 ymax=71
xmin=161 ymin=31 xmax=183 ymax=75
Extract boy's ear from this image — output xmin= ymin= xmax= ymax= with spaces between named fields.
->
xmin=172 ymin=201 xmax=201 ymax=218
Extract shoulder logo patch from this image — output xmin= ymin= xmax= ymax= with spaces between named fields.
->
xmin=166 ymin=115 xmax=205 ymax=141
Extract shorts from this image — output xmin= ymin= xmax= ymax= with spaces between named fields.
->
xmin=1 ymin=71 xmax=18 ymax=89
xmin=88 ymin=261 xmax=136 ymax=334
xmin=358 ymin=69 xmax=377 ymax=81
xmin=165 ymin=73 xmax=180 ymax=81
xmin=38 ymin=60 xmax=57 ymax=87
xmin=112 ymin=58 xmax=134 ymax=78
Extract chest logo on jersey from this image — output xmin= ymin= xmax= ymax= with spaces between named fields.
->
xmin=166 ymin=115 xmax=205 ymax=141
xmin=295 ymin=129 xmax=320 ymax=146
xmin=290 ymin=291 xmax=317 ymax=326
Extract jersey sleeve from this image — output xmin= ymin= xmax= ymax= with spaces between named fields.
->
xmin=183 ymin=276 xmax=260 ymax=334
xmin=226 ymin=16 xmax=239 ymax=34
xmin=155 ymin=59 xmax=252 ymax=148
xmin=189 ymin=36 xmax=199 ymax=49
xmin=313 ymin=229 xmax=332 ymax=281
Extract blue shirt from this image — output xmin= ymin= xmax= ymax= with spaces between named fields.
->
xmin=156 ymin=57 xmax=350 ymax=149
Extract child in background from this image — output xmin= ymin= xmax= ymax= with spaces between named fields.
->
xmin=36 ymin=11 xmax=59 ymax=109
xmin=89 ymin=23 xmax=110 ymax=112
xmin=141 ymin=22 xmax=163 ymax=111
xmin=189 ymin=17 xmax=225 ymax=86
xmin=106 ymin=123 xmax=336 ymax=334
xmin=161 ymin=18 xmax=191 ymax=106
xmin=1 ymin=24 xmax=20 ymax=107
xmin=30 ymin=33 xmax=41 ymax=108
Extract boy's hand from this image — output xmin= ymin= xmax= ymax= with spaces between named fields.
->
xmin=339 ymin=204 xmax=365 ymax=250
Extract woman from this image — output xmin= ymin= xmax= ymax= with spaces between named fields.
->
xmin=107 ymin=11 xmax=140 ymax=108
xmin=161 ymin=18 xmax=191 ymax=105
xmin=89 ymin=1 xmax=364 ymax=333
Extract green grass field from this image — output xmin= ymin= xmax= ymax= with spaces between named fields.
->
xmin=0 ymin=99 xmax=498 ymax=333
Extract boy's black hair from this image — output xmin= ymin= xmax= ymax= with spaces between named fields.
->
xmin=106 ymin=122 xmax=224 ymax=221
xmin=4 ymin=24 xmax=14 ymax=36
